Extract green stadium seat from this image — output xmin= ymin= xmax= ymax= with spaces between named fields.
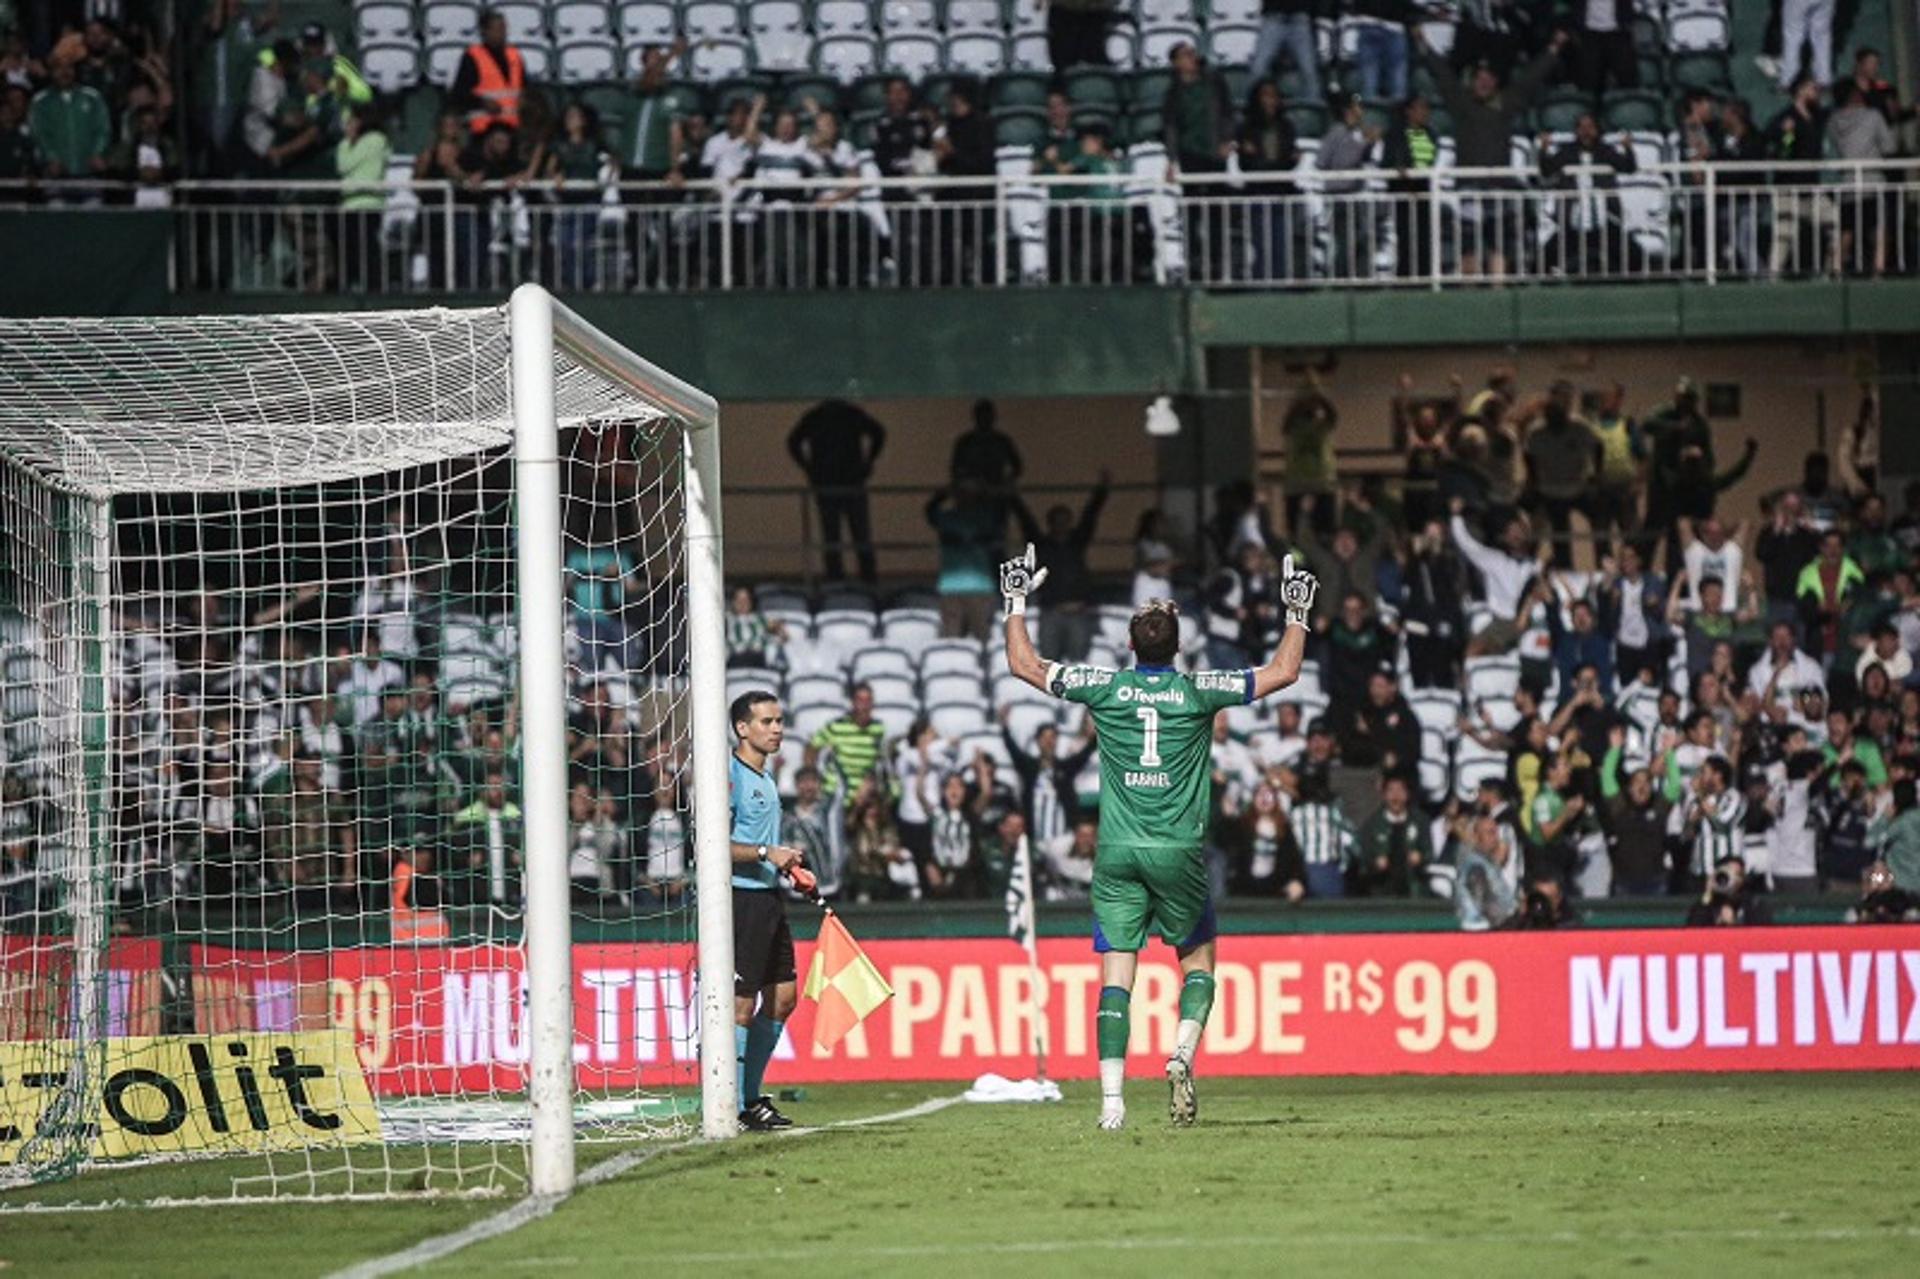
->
xmin=1635 ymin=52 xmax=1666 ymax=88
xmin=1285 ymin=103 xmax=1326 ymax=138
xmin=714 ymin=75 xmax=775 ymax=115
xmin=1128 ymin=68 xmax=1173 ymax=108
xmin=664 ymin=81 xmax=711 ymax=121
xmin=851 ymin=74 xmax=893 ymax=115
xmin=782 ymin=74 xmax=846 ymax=115
xmin=1219 ymin=66 xmax=1251 ymax=106
xmin=995 ymin=112 xmax=1047 ymax=148
xmin=920 ymin=72 xmax=958 ymax=109
xmin=848 ymin=109 xmax=880 ymax=148
xmin=576 ymin=82 xmax=631 ymax=136
xmin=1071 ymin=104 xmax=1118 ymax=134
xmin=390 ymin=85 xmax=447 ymax=156
xmin=1537 ymin=88 xmax=1596 ymax=133
xmin=1063 ymin=67 xmax=1122 ymax=108
xmin=1603 ymin=89 xmax=1665 ymax=133
xmin=1127 ymin=107 xmax=1164 ymax=148
xmin=1669 ymin=52 xmax=1730 ymax=92
xmin=991 ymin=72 xmax=1052 ymax=112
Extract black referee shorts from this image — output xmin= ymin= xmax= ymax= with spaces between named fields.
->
xmin=733 ymin=887 xmax=796 ymax=997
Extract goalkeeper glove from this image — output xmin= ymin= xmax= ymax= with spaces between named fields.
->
xmin=1280 ymin=553 xmax=1319 ymax=629
xmin=999 ymin=542 xmax=1050 ymax=617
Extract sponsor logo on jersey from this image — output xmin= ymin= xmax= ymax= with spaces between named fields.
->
xmin=1115 ymin=684 xmax=1186 ymax=707
xmin=1193 ymin=671 xmax=1245 ymax=693
xmin=1051 ymin=665 xmax=1115 ymax=695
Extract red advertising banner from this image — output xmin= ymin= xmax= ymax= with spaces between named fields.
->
xmin=2 ymin=937 xmax=163 ymax=1039
xmin=191 ymin=927 xmax=1920 ymax=1094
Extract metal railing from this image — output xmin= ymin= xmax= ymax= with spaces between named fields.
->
xmin=4 ymin=158 xmax=1913 ymax=294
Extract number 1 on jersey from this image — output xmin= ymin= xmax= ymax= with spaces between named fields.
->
xmin=1136 ymin=705 xmax=1161 ymax=767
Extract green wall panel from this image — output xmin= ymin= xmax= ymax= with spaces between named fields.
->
xmin=0 ymin=213 xmax=171 ymax=316
xmin=1514 ymin=284 xmax=1685 ymax=342
xmin=1349 ymin=287 xmax=1514 ymax=345
xmin=1189 ymin=290 xmax=1351 ymax=346
xmin=1680 ymin=280 xmax=1847 ymax=335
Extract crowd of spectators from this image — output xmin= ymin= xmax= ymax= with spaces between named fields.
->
xmin=3 ymin=374 xmax=1919 ymax=933
xmin=2 ymin=4 xmax=1911 ymax=289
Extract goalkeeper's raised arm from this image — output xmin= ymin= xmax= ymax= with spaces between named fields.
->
xmin=1001 ymin=543 xmax=1318 ymax=697
xmin=1251 ymin=553 xmax=1317 ymax=699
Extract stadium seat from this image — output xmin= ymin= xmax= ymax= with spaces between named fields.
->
xmin=1408 ymin=689 xmax=1461 ymax=735
xmin=872 ymin=700 xmax=919 ymax=738
xmin=727 ymin=667 xmax=784 ymax=700
xmin=850 ymin=646 xmax=916 ymax=682
xmin=1416 ymin=17 xmax=1453 ymax=57
xmin=356 ymin=3 xmax=417 ymax=46
xmin=816 ymin=33 xmax=880 ymax=83
xmin=553 ymin=2 xmax=615 ymax=41
xmin=789 ymin=672 xmax=848 ymax=705
xmin=782 ymin=72 xmax=845 ymax=112
xmin=1463 ymin=655 xmax=1521 ymax=702
xmin=755 ymin=28 xmax=815 ymax=71
xmin=1285 ymin=102 xmax=1326 ymax=138
xmin=748 ymin=0 xmax=806 ymax=32
xmin=788 ymin=702 xmax=840 ymax=740
xmin=1125 ymin=105 xmax=1162 ymax=146
xmin=930 ymin=702 xmax=988 ymax=738
xmin=617 ymin=0 xmax=675 ymax=43
xmin=1603 ymin=88 xmax=1665 ymax=132
xmin=1003 ymin=701 xmax=1058 ymax=744
xmin=1136 ymin=22 xmax=1200 ymax=66
xmin=1064 ymin=66 xmax=1122 ymax=107
xmin=946 ymin=32 xmax=1006 ymax=76
xmin=994 ymin=112 xmax=1044 ymax=146
xmin=923 ymin=672 xmax=985 ymax=705
xmin=389 ymin=83 xmax=445 ymax=152
xmin=945 ymin=0 xmax=1002 ymax=33
xmin=495 ymin=1 xmax=547 ymax=43
xmin=1009 ymin=32 xmax=1050 ymax=72
xmin=919 ymin=639 xmax=984 ymax=678
xmin=557 ymin=38 xmax=620 ymax=83
xmin=1103 ymin=25 xmax=1137 ymax=69
xmin=422 ymin=1 xmax=482 ymax=44
xmin=991 ymin=71 xmax=1050 ymax=111
xmin=1208 ymin=0 xmax=1260 ymax=23
xmin=1537 ymin=86 xmax=1594 ymax=133
xmin=756 ymin=584 xmax=809 ymax=611
xmin=1665 ymin=9 xmax=1729 ymax=53
xmin=1134 ymin=0 xmax=1194 ymax=22
xmin=959 ymin=729 xmax=1013 ymax=767
xmin=519 ymin=41 xmax=556 ymax=78
xmin=688 ymin=37 xmax=751 ymax=80
xmin=816 ymin=0 xmax=876 ymax=36
xmin=880 ymin=0 xmax=939 ymax=35
xmin=684 ymin=0 xmax=744 ymax=40
xmin=363 ymin=42 xmax=425 ymax=93
xmin=865 ymin=673 xmax=916 ymax=705
xmin=820 ymin=585 xmax=879 ymax=612
xmin=1207 ymin=22 xmax=1257 ymax=68
xmin=882 ymin=32 xmax=943 ymax=78
xmin=880 ymin=608 xmax=941 ymax=652
xmin=1669 ymin=51 xmax=1730 ymax=91
xmin=815 ymin=608 xmax=878 ymax=647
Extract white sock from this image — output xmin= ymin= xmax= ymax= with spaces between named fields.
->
xmin=1174 ymin=1018 xmax=1203 ymax=1065
xmin=1099 ymin=1058 xmax=1125 ymax=1110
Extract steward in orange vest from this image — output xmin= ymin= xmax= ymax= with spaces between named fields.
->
xmin=451 ymin=10 xmax=525 ymax=134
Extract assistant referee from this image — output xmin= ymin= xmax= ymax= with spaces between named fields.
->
xmin=728 ymin=690 xmax=812 ymax=1131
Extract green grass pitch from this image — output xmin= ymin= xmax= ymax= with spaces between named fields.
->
xmin=5 ymin=1072 xmax=1918 ymax=1277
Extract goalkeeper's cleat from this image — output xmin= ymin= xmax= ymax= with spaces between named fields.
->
xmin=1165 ymin=1055 xmax=1197 ymax=1127
xmin=739 ymin=1096 xmax=794 ymax=1132
xmin=1097 ymin=1107 xmax=1126 ymax=1131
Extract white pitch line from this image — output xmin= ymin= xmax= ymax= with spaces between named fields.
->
xmin=589 ymin=1222 xmax=1920 ymax=1267
xmin=323 ymin=1095 xmax=963 ymax=1279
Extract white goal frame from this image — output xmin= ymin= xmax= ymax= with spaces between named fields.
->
xmin=509 ymin=285 xmax=736 ymax=1194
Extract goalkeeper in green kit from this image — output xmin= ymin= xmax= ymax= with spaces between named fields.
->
xmin=1000 ymin=543 xmax=1317 ymax=1129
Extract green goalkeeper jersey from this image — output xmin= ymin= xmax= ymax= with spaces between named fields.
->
xmin=1047 ymin=662 xmax=1254 ymax=851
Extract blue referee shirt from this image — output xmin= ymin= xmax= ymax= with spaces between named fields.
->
xmin=729 ymin=752 xmax=782 ymax=891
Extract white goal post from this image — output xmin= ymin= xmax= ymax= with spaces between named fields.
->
xmin=0 ymin=284 xmax=735 ymax=1202
xmin=510 ymin=285 xmax=737 ymax=1193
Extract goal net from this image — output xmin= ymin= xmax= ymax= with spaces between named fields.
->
xmin=0 ymin=288 xmax=736 ymax=1203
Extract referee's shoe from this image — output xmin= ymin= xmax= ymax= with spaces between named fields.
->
xmin=739 ymin=1095 xmax=794 ymax=1132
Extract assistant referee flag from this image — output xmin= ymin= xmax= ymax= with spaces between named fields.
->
xmin=803 ymin=912 xmax=893 ymax=1052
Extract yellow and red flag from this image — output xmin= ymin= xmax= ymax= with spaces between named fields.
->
xmin=803 ymin=912 xmax=893 ymax=1052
